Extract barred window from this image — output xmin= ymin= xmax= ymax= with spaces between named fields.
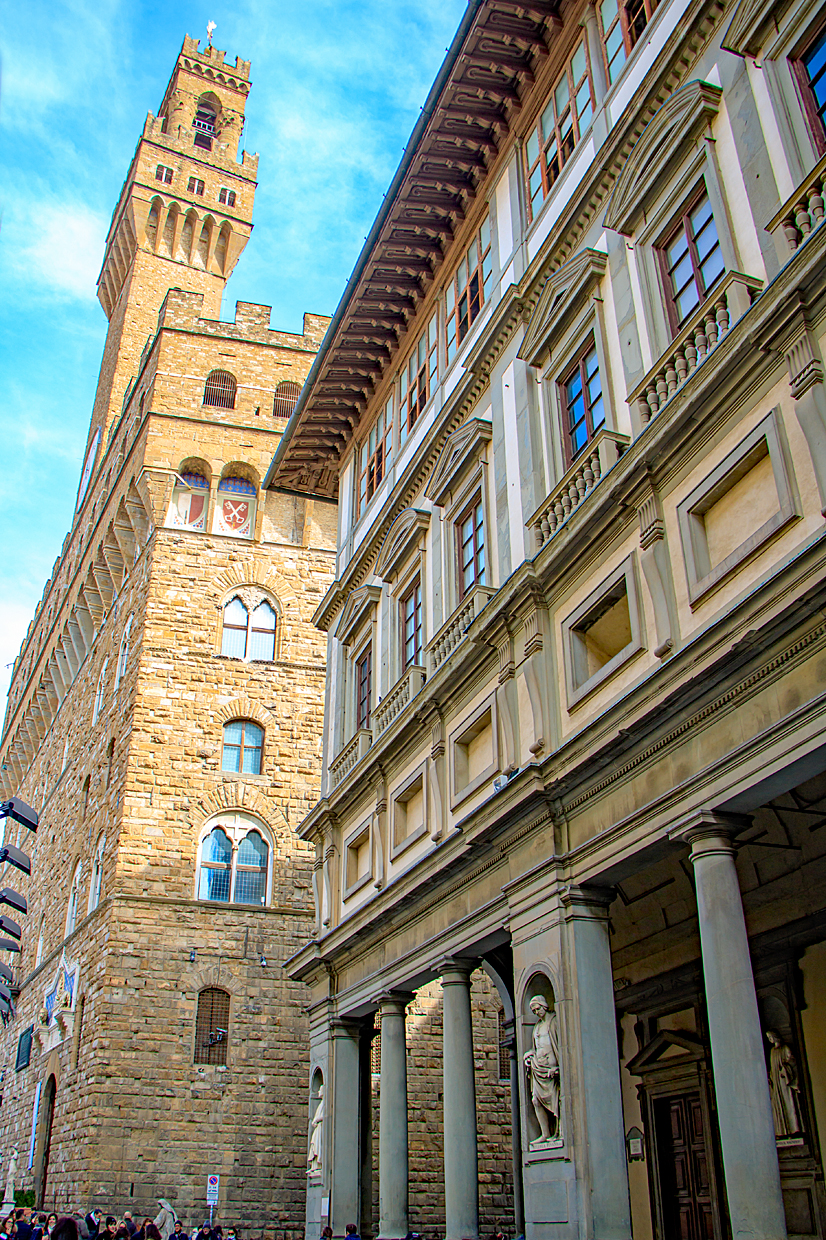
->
xmin=204 ymin=370 xmax=237 ymax=409
xmin=194 ymin=987 xmax=230 ymax=1064
xmin=273 ymin=380 xmax=302 ymax=420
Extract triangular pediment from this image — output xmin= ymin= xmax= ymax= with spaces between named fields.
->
xmin=519 ymin=248 xmax=608 ymax=368
xmin=333 ymin=584 xmax=382 ymax=646
xmin=626 ymin=1029 xmax=706 ymax=1076
xmin=375 ymin=508 xmax=430 ymax=582
xmin=722 ymin=0 xmax=795 ymax=57
xmin=603 ymin=80 xmax=722 ymax=236
xmin=425 ymin=417 xmax=492 ymax=507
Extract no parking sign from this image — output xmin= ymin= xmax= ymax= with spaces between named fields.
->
xmin=207 ymin=1175 xmax=220 ymax=1205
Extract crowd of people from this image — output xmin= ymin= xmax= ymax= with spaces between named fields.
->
xmin=0 ymin=1210 xmax=242 ymax=1240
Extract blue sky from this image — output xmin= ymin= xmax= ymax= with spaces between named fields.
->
xmin=0 ymin=0 xmax=467 ymax=712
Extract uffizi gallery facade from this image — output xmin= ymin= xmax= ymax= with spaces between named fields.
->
xmin=3 ymin=0 xmax=826 ymax=1238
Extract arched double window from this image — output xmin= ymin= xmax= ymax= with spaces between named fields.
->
xmin=221 ymin=596 xmax=277 ymax=661
xmin=203 ymin=370 xmax=237 ymax=409
xmin=88 ymin=835 xmax=105 ymax=914
xmin=194 ymin=987 xmax=230 ymax=1064
xmin=65 ymin=862 xmax=82 ymax=937
xmin=92 ymin=660 xmax=108 ymax=724
xmin=214 ymin=476 xmax=256 ymax=538
xmin=168 ymin=472 xmax=208 ymax=531
xmin=197 ymin=813 xmax=271 ymax=906
xmin=273 ymin=380 xmax=301 ymax=419
xmin=115 ymin=617 xmax=133 ymax=688
xmin=222 ymin=719 xmax=263 ymax=774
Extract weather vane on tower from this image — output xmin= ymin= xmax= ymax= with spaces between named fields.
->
xmin=207 ymin=20 xmax=216 ymax=46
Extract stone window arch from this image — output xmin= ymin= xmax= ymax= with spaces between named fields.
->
xmin=194 ymin=987 xmax=230 ymax=1064
xmin=196 ymin=812 xmax=272 ymax=906
xmin=203 ymin=370 xmax=237 ymax=410
xmin=219 ymin=589 xmax=279 ymax=661
xmin=65 ymin=862 xmax=82 ymax=937
xmin=88 ymin=834 xmax=105 ymax=914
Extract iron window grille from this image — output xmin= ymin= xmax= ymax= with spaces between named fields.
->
xmin=203 ymin=370 xmax=237 ymax=409
xmin=525 ymin=43 xmax=595 ymax=217
xmin=194 ymin=988 xmax=230 ymax=1064
xmin=445 ymin=220 xmax=493 ymax=362
xmin=273 ymin=380 xmax=302 ymax=420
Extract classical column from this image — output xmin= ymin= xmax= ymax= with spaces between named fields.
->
xmin=680 ymin=814 xmax=787 ymax=1240
xmin=561 ymin=886 xmax=632 ymax=1240
xmin=378 ymin=993 xmax=412 ymax=1240
xmin=359 ymin=1019 xmax=375 ymax=1240
xmin=441 ymin=960 xmax=479 ymax=1240
xmin=330 ymin=1020 xmax=361 ymax=1236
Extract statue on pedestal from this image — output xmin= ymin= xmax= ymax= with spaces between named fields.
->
xmin=307 ymin=1082 xmax=324 ymax=1177
xmin=2 ymin=1147 xmax=19 ymax=1212
xmin=524 ymin=995 xmax=561 ymax=1148
xmin=767 ymin=1031 xmax=803 ymax=1137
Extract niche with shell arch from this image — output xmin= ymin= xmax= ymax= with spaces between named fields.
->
xmin=521 ymin=969 xmax=563 ymax=1150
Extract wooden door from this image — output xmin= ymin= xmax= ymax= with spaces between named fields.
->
xmin=655 ymin=1092 xmax=716 ymax=1239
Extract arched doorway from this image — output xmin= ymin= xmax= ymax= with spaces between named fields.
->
xmin=37 ymin=1075 xmax=57 ymax=1209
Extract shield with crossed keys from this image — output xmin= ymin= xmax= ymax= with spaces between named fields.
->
xmin=222 ymin=498 xmax=250 ymax=532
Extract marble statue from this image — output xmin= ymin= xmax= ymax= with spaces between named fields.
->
xmin=524 ymin=995 xmax=561 ymax=1147
xmin=767 ymin=1031 xmax=803 ymax=1137
xmin=2 ymin=1147 xmax=19 ymax=1211
xmin=307 ymin=1083 xmax=324 ymax=1176
xmin=155 ymin=1201 xmax=178 ymax=1236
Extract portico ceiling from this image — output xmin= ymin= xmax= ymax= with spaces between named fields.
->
xmin=265 ymin=0 xmax=560 ymax=499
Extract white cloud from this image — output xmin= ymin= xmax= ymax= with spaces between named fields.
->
xmin=7 ymin=200 xmax=107 ymax=300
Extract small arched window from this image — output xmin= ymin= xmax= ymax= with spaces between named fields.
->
xmin=220 ymin=597 xmax=277 ymax=661
xmin=115 ymin=617 xmax=133 ymax=688
xmin=222 ymin=720 xmax=263 ymax=775
xmin=65 ymin=862 xmax=82 ymax=937
xmin=168 ymin=472 xmax=208 ymax=531
xmin=193 ymin=102 xmax=217 ymax=151
xmin=81 ymin=775 xmax=90 ymax=819
xmin=203 ymin=370 xmax=237 ymax=409
xmin=88 ymin=835 xmax=105 ymax=914
xmin=214 ymin=476 xmax=256 ymax=539
xmin=234 ymin=831 xmax=269 ymax=905
xmin=92 ymin=660 xmax=108 ymax=723
xmin=273 ymin=380 xmax=302 ymax=420
xmin=194 ymin=987 xmax=230 ymax=1064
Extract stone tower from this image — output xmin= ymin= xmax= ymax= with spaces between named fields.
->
xmin=0 ymin=36 xmax=334 ymax=1231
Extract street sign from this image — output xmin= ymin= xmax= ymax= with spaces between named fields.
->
xmin=207 ymin=1175 xmax=220 ymax=1205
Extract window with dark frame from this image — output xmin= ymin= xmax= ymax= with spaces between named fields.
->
xmin=399 ymin=314 xmax=438 ymax=444
xmin=445 ymin=220 xmax=493 ymax=362
xmin=560 ymin=340 xmax=605 ymax=463
xmin=15 ymin=1026 xmax=33 ymax=1072
xmin=401 ymin=580 xmax=423 ymax=669
xmin=193 ymin=102 xmax=217 ymax=151
xmin=525 ymin=42 xmax=595 ymax=217
xmin=155 ymin=164 xmax=173 ymax=184
xmin=357 ymin=397 xmax=394 ymax=515
xmin=457 ymin=497 xmax=486 ymax=599
xmin=356 ymin=646 xmax=372 ymax=731
xmin=194 ymin=988 xmax=230 ymax=1065
xmin=218 ymin=187 xmax=237 ymax=208
xmin=658 ymin=188 xmax=725 ymax=331
xmin=187 ymin=176 xmax=205 ymax=196
xmin=598 ymin=0 xmax=660 ymax=84
xmin=221 ymin=719 xmax=264 ymax=775
xmin=796 ymin=25 xmax=826 ymax=150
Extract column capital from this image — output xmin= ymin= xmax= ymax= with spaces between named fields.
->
xmin=376 ymin=990 xmax=414 ymax=1016
xmin=669 ymin=809 xmax=753 ymax=859
xmin=438 ymin=956 xmax=479 ymax=984
xmin=560 ymin=883 xmax=614 ymax=916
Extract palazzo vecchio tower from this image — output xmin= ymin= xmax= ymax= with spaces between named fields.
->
xmin=0 ymin=35 xmax=334 ymax=1230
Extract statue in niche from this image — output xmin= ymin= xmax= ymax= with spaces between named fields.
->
xmin=524 ymin=995 xmax=561 ymax=1147
xmin=307 ymin=1082 xmax=325 ymax=1176
xmin=766 ymin=1031 xmax=803 ymax=1137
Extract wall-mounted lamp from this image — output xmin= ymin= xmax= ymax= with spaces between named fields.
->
xmin=189 ymin=948 xmax=197 ymax=963
xmin=259 ymin=954 xmax=267 ymax=968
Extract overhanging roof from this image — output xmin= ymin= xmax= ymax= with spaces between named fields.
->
xmin=264 ymin=0 xmax=560 ymax=499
